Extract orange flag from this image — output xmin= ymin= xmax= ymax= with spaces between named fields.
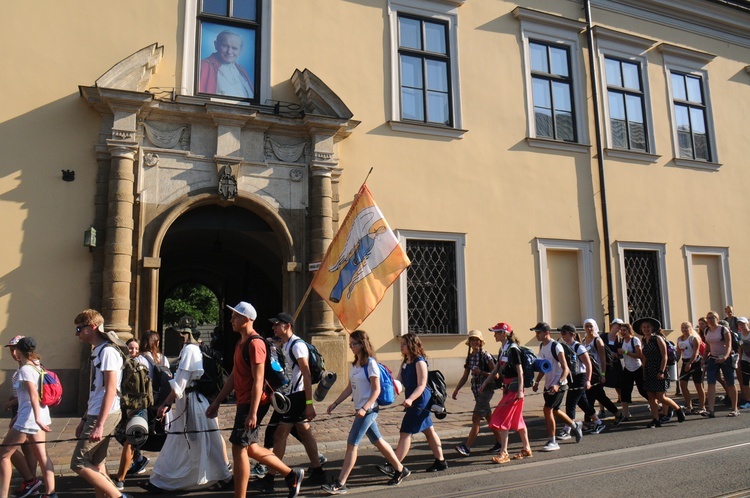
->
xmin=311 ymin=184 xmax=410 ymax=331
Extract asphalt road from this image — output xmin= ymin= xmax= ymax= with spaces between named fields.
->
xmin=54 ymin=409 xmax=750 ymax=497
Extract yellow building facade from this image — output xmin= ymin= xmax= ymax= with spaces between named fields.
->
xmin=1 ymin=0 xmax=750 ymax=412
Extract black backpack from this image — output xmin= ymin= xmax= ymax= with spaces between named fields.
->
xmin=195 ymin=343 xmax=227 ymax=402
xmin=426 ymin=369 xmax=447 ymax=408
xmin=143 ymin=355 xmax=173 ymax=408
xmin=288 ymin=338 xmax=325 ymax=385
xmin=720 ymin=326 xmax=741 ymax=354
xmin=245 ymin=335 xmax=292 ymax=395
xmin=551 ymin=340 xmax=582 ymax=385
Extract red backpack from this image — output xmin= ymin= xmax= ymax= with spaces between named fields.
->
xmin=34 ymin=366 xmax=63 ymax=407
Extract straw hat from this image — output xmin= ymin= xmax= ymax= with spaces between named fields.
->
xmin=465 ymin=329 xmax=485 ymax=346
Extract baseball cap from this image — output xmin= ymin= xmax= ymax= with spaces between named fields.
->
xmin=530 ymin=322 xmax=551 ymax=332
xmin=610 ymin=318 xmax=624 ymax=325
xmin=226 ymin=301 xmax=257 ymax=320
xmin=16 ymin=337 xmax=36 ymax=354
xmin=737 ymin=316 xmax=748 ymax=324
xmin=557 ymin=324 xmax=576 ymax=334
xmin=489 ymin=322 xmax=513 ymax=334
xmin=269 ymin=312 xmax=294 ymax=328
xmin=4 ymin=335 xmax=24 ymax=348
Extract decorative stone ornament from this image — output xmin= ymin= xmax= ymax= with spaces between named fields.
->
xmin=218 ymin=164 xmax=238 ymax=200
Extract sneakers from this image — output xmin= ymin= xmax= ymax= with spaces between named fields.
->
xmin=646 ymin=419 xmax=662 ymax=428
xmin=249 ymin=474 xmax=275 ymax=493
xmin=127 ymin=455 xmax=150 ymax=475
xmin=15 ymin=477 xmax=42 ymax=498
xmin=613 ymin=412 xmax=625 ymax=426
xmin=303 ymin=468 xmax=328 ymax=486
xmin=455 ymin=444 xmax=471 ymax=457
xmin=676 ymin=408 xmax=686 ymax=423
xmin=307 ymin=453 xmax=328 ymax=473
xmin=701 ymin=410 xmax=716 ymax=418
xmin=557 ymin=432 xmax=572 ymax=441
xmin=573 ymin=421 xmax=584 ymax=443
xmin=322 ymin=480 xmax=348 ymax=495
xmin=597 ymin=409 xmax=606 ymax=419
xmin=285 ymin=468 xmax=304 ymax=498
xmin=375 ymin=462 xmax=395 ymax=478
xmin=387 ymin=466 xmax=411 ymax=485
xmin=489 ymin=442 xmax=503 ymax=453
xmin=115 ymin=480 xmax=125 ymax=490
xmin=660 ymin=408 xmax=674 ymax=424
xmin=541 ymin=440 xmax=560 ymax=452
xmin=251 ymin=462 xmax=268 ymax=478
xmin=590 ymin=422 xmax=606 ymax=434
xmin=739 ymin=402 xmax=750 ymax=409
xmin=425 ymin=459 xmax=448 ymax=472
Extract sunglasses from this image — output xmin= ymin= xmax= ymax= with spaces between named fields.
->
xmin=75 ymin=325 xmax=89 ymax=334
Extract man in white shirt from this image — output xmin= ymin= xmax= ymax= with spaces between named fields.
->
xmin=530 ymin=322 xmax=579 ymax=452
xmin=70 ymin=309 xmax=131 ymax=498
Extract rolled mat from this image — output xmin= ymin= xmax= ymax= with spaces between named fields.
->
xmin=533 ymin=358 xmax=552 ymax=373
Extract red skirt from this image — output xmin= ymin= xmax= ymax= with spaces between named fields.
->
xmin=489 ymin=382 xmax=526 ymax=431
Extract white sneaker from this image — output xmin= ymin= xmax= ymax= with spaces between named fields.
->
xmin=541 ymin=441 xmax=560 ymax=452
xmin=557 ymin=432 xmax=572 ymax=440
xmin=573 ymin=421 xmax=584 ymax=443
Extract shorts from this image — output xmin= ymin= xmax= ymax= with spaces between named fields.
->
xmin=346 ymin=408 xmax=382 ymax=446
xmin=543 ymin=386 xmax=567 ymax=410
xmin=473 ymin=389 xmax=494 ymax=416
xmin=679 ymin=361 xmax=702 ymax=384
xmin=706 ymin=357 xmax=735 ymax=385
xmin=280 ymin=391 xmax=309 ymax=425
xmin=70 ymin=412 xmax=122 ymax=471
xmin=229 ymin=402 xmax=271 ymax=447
xmin=740 ymin=360 xmax=750 ymax=387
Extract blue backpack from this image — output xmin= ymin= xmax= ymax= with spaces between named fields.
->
xmin=366 ymin=361 xmax=396 ymax=406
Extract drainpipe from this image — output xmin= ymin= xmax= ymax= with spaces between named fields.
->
xmin=583 ymin=0 xmax=616 ymax=322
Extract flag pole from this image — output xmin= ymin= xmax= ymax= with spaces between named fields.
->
xmin=292 ymin=167 xmax=374 ymax=322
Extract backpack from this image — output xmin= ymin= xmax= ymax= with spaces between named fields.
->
xmin=33 ymin=366 xmax=63 ymax=408
xmin=426 ymin=369 xmax=447 ymax=408
xmin=505 ymin=344 xmax=537 ymax=389
xmin=365 ymin=361 xmax=396 ymax=406
xmin=195 ymin=342 xmax=227 ymax=401
xmin=552 ymin=340 xmax=582 ymax=384
xmin=245 ymin=335 xmax=291 ymax=396
xmin=288 ymin=338 xmax=325 ymax=385
xmin=665 ymin=339 xmax=678 ymax=366
xmin=720 ymin=326 xmax=741 ymax=354
xmin=143 ymin=355 xmax=173 ymax=408
xmin=477 ymin=350 xmax=502 ymax=389
xmin=102 ymin=344 xmax=154 ymax=411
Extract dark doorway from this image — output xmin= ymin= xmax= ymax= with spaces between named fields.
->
xmin=158 ymin=204 xmax=283 ymax=370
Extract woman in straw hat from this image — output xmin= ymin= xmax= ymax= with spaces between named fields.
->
xmin=451 ymin=329 xmax=497 ymax=457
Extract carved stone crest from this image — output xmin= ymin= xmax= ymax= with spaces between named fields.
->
xmin=218 ymin=164 xmax=238 ymax=200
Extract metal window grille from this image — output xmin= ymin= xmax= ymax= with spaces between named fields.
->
xmin=624 ymin=250 xmax=663 ymax=323
xmin=406 ymin=239 xmax=458 ymax=334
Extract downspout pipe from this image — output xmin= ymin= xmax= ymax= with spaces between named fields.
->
xmin=583 ymin=0 xmax=616 ymax=323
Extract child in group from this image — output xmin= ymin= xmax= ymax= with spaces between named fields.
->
xmin=452 ymin=329 xmax=497 ymax=456
xmin=322 ymin=330 xmax=410 ymax=494
xmin=0 ymin=337 xmax=56 ymax=498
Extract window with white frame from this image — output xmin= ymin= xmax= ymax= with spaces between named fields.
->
xmin=396 ymin=231 xmax=466 ymax=335
xmin=388 ymin=0 xmax=465 ymax=138
xmin=594 ymin=28 xmax=657 ymax=159
xmin=683 ymin=246 xmax=732 ymax=324
xmin=514 ymin=7 xmax=588 ymax=151
xmin=535 ymin=239 xmax=596 ymax=326
xmin=616 ymin=242 xmax=670 ymax=329
xmin=181 ymin=0 xmax=271 ymax=104
xmin=660 ymin=44 xmax=717 ymax=168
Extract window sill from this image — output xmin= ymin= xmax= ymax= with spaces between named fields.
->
xmin=672 ymin=157 xmax=722 ymax=171
xmin=526 ymin=137 xmax=591 ymax=154
xmin=388 ymin=120 xmax=467 ymax=139
xmin=605 ymin=148 xmax=661 ymax=163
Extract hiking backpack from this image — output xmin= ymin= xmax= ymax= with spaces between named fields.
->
xmin=665 ymin=339 xmax=678 ymax=366
xmin=33 ymin=366 xmax=63 ymax=408
xmin=720 ymin=326 xmax=741 ymax=354
xmin=426 ymin=369 xmax=447 ymax=408
xmin=195 ymin=342 xmax=227 ymax=401
xmin=142 ymin=355 xmax=173 ymax=408
xmin=103 ymin=344 xmax=153 ymax=411
xmin=288 ymin=338 xmax=326 ymax=385
xmin=245 ymin=335 xmax=292 ymax=395
xmin=366 ymin=361 xmax=397 ymax=406
xmin=552 ymin=340 xmax=583 ymax=383
xmin=512 ymin=345 xmax=538 ymax=389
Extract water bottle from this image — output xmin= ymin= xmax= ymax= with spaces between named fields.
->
xmin=313 ymin=371 xmax=337 ymax=402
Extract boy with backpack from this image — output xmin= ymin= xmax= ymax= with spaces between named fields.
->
xmin=206 ymin=302 xmax=304 ymax=498
xmin=70 ymin=309 xmax=132 ymax=498
xmin=257 ymin=312 xmax=326 ymax=490
xmin=530 ymin=322 xmax=581 ymax=452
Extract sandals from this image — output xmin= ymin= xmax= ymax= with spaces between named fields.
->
xmin=512 ymin=449 xmax=533 ymax=460
xmin=491 ymin=452 xmax=510 ymax=464
xmin=728 ymin=410 xmax=740 ymax=417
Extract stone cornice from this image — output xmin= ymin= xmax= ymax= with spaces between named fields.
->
xmin=291 ymin=69 xmax=354 ymax=120
xmin=95 ymin=43 xmax=164 ymax=92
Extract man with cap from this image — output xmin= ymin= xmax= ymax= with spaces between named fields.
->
xmin=259 ymin=312 xmax=326 ymax=488
xmin=145 ymin=316 xmax=231 ymax=493
xmin=70 ymin=309 xmax=132 ymax=498
xmin=530 ymin=322 xmax=580 ymax=452
xmin=206 ymin=302 xmax=304 ymax=498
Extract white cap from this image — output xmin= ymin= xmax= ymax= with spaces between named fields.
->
xmin=610 ymin=318 xmax=624 ymax=325
xmin=737 ymin=316 xmax=748 ymax=324
xmin=226 ymin=301 xmax=257 ymax=320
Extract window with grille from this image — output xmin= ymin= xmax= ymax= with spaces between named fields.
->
xmin=623 ymin=250 xmax=663 ymax=324
xmin=529 ymin=41 xmax=576 ymax=142
xmin=670 ymin=71 xmax=711 ymax=161
xmin=605 ymin=57 xmax=648 ymax=151
xmin=405 ymin=239 xmax=458 ymax=334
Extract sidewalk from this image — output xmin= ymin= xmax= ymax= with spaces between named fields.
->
xmin=39 ymin=385 xmax=635 ymax=477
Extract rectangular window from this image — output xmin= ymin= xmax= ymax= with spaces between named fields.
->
xmin=398 ymin=15 xmax=452 ymax=126
xmin=530 ymin=41 xmax=575 ymax=142
xmin=683 ymin=246 xmax=732 ymax=324
xmin=606 ymin=57 xmax=648 ymax=151
xmin=397 ymin=231 xmax=466 ymax=335
xmin=195 ymin=0 xmax=261 ymax=101
xmin=670 ymin=72 xmax=711 ymax=161
xmin=535 ymin=239 xmax=595 ymax=325
xmin=623 ymin=250 xmax=664 ymax=324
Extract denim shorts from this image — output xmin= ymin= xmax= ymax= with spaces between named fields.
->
xmin=705 ymin=357 xmax=735 ymax=385
xmin=346 ymin=408 xmax=382 ymax=446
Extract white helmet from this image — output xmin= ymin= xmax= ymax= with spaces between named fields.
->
xmin=271 ymin=391 xmax=291 ymax=414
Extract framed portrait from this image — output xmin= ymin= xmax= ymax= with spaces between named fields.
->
xmin=197 ymin=21 xmax=257 ymax=100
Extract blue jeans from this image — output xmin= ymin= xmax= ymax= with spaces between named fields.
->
xmin=706 ymin=357 xmax=735 ymax=385
xmin=347 ymin=409 xmax=382 ymax=446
